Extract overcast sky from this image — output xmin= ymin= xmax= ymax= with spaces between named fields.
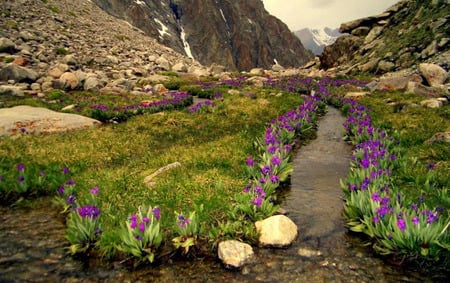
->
xmin=263 ymin=0 xmax=400 ymax=30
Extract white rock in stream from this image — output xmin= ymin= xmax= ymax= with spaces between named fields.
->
xmin=255 ymin=215 xmax=298 ymax=247
xmin=218 ymin=240 xmax=254 ymax=269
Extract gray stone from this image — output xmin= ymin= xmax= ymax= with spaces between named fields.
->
xmin=0 ymin=105 xmax=101 ymax=136
xmin=407 ymin=81 xmax=445 ymax=97
xmin=0 ymin=64 xmax=38 ymax=83
xmin=218 ymin=240 xmax=254 ymax=269
xmin=376 ymin=70 xmax=422 ymax=91
xmin=0 ymin=85 xmax=25 ymax=97
xmin=272 ymin=64 xmax=284 ymax=72
xmin=255 ymin=215 xmax=298 ymax=247
xmin=84 ymin=76 xmax=103 ymax=91
xmin=0 ymin=37 xmax=15 ymax=53
xmin=172 ymin=62 xmax=188 ymax=72
xmin=419 ymin=63 xmax=448 ymax=87
xmin=420 ymin=98 xmax=443 ymax=108
xmin=249 ymin=68 xmax=264 ymax=76
xmin=351 ymin=26 xmax=370 ymax=36
xmin=376 ymin=60 xmax=395 ymax=74
xmin=364 ymin=26 xmax=384 ymax=44
xmin=156 ymin=56 xmax=171 ymax=71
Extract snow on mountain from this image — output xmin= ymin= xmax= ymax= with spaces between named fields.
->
xmin=294 ymin=27 xmax=342 ymax=55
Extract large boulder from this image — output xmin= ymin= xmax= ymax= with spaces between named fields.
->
xmin=0 ymin=37 xmax=16 ymax=53
xmin=0 ymin=106 xmax=101 ymax=136
xmin=0 ymin=64 xmax=38 ymax=83
xmin=419 ymin=63 xmax=448 ymax=87
xmin=255 ymin=215 xmax=298 ymax=247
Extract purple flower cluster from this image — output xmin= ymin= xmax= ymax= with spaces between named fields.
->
xmin=177 ymin=214 xmax=191 ymax=229
xmin=77 ymin=205 xmax=100 ymax=219
xmin=188 ymin=99 xmax=216 ymax=113
xmin=129 ymin=207 xmax=160 ymax=238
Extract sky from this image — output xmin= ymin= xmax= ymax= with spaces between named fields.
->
xmin=263 ymin=0 xmax=400 ymax=30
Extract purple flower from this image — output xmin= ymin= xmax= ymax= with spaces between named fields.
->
xmin=90 ymin=187 xmax=99 ymax=195
xmin=412 ymin=216 xmax=419 ymax=225
xmin=66 ymin=179 xmax=75 ymax=185
xmin=252 ymin=197 xmax=263 ymax=207
xmin=139 ymin=222 xmax=145 ymax=232
xmin=397 ymin=218 xmax=406 ymax=231
xmin=152 ymin=207 xmax=161 ymax=220
xmin=261 ymin=165 xmax=271 ymax=175
xmin=373 ymin=216 xmax=379 ymax=224
xmin=39 ymin=171 xmax=45 ymax=177
xmin=270 ymin=175 xmax=279 ymax=183
xmin=426 ymin=163 xmax=436 ymax=170
xmin=17 ymin=175 xmax=25 ymax=183
xmin=246 ymin=157 xmax=255 ymax=166
xmin=259 ymin=177 xmax=266 ymax=184
xmin=177 ymin=214 xmax=191 ymax=229
xmin=371 ymin=192 xmax=381 ymax=202
xmin=77 ymin=205 xmax=100 ymax=219
xmin=17 ymin=164 xmax=25 ymax=172
xmin=270 ymin=155 xmax=282 ymax=166
xmin=58 ymin=186 xmax=65 ymax=195
xmin=0 ymin=175 xmax=3 ymax=181
xmin=67 ymin=195 xmax=75 ymax=204
xmin=142 ymin=217 xmax=150 ymax=223
xmin=130 ymin=219 xmax=137 ymax=229
xmin=62 ymin=167 xmax=70 ymax=174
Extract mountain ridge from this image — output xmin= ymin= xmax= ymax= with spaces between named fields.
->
xmin=294 ymin=27 xmax=341 ymax=55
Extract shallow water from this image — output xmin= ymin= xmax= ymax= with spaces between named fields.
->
xmin=0 ymin=108 xmax=445 ymax=282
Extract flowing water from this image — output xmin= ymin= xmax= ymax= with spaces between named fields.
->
xmin=0 ymin=108 xmax=444 ymax=282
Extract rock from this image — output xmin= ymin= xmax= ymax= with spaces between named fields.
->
xmin=84 ymin=76 xmax=103 ymax=91
xmin=358 ymin=59 xmax=379 ymax=73
xmin=255 ymin=215 xmax=298 ymax=247
xmin=351 ymin=26 xmax=370 ymax=36
xmin=217 ymin=240 xmax=254 ymax=269
xmin=249 ymin=68 xmax=264 ymax=76
xmin=0 ymin=105 xmax=101 ymax=136
xmin=419 ymin=63 xmax=448 ymax=87
xmin=420 ymin=98 xmax=444 ymax=108
xmin=59 ymin=72 xmax=80 ymax=90
xmin=48 ymin=64 xmax=69 ymax=78
xmin=425 ymin=132 xmax=450 ymax=144
xmin=375 ymin=70 xmax=423 ymax=91
xmin=271 ymin=64 xmax=284 ymax=72
xmin=246 ymin=76 xmax=268 ymax=88
xmin=189 ymin=66 xmax=210 ymax=77
xmin=364 ymin=26 xmax=384 ymax=44
xmin=0 ymin=37 xmax=15 ymax=53
xmin=0 ymin=64 xmax=38 ymax=83
xmin=298 ymin=247 xmax=322 ymax=258
xmin=345 ymin=92 xmax=369 ymax=99
xmin=406 ymin=82 xmax=445 ymax=97
xmin=156 ymin=56 xmax=171 ymax=71
xmin=172 ymin=62 xmax=188 ymax=72
xmin=376 ymin=60 xmax=395 ymax=74
xmin=153 ymin=84 xmax=168 ymax=94
xmin=0 ymin=85 xmax=25 ymax=97
xmin=63 ymin=54 xmax=78 ymax=66
xmin=12 ymin=57 xmax=29 ymax=67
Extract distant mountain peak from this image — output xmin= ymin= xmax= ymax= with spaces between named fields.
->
xmin=294 ymin=27 xmax=342 ymax=55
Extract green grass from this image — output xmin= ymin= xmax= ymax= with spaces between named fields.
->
xmin=0 ymin=87 xmax=302 ymax=255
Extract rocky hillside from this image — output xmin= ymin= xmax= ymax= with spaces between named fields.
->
xmin=92 ymin=0 xmax=313 ymax=71
xmin=0 ymin=0 xmax=217 ymax=98
xmin=294 ymin=27 xmax=341 ymax=55
xmin=320 ymin=0 xmax=449 ymax=74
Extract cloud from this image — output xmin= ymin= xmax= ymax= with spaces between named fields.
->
xmin=263 ymin=0 xmax=399 ymax=30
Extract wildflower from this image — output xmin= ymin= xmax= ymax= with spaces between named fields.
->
xmin=77 ymin=205 xmax=100 ymax=219
xmin=261 ymin=165 xmax=271 ymax=175
xmin=397 ymin=218 xmax=406 ymax=231
xmin=130 ymin=219 xmax=137 ymax=229
xmin=246 ymin=157 xmax=255 ymax=166
xmin=270 ymin=175 xmax=279 ymax=183
xmin=66 ymin=179 xmax=75 ymax=185
xmin=373 ymin=216 xmax=380 ymax=224
xmin=243 ymin=184 xmax=251 ymax=193
xmin=67 ymin=195 xmax=75 ymax=204
xmin=412 ymin=216 xmax=419 ymax=225
xmin=17 ymin=176 xmax=25 ymax=183
xmin=62 ymin=167 xmax=70 ymax=174
xmin=142 ymin=217 xmax=150 ymax=223
xmin=139 ymin=222 xmax=145 ymax=233
xmin=371 ymin=192 xmax=381 ymax=202
xmin=177 ymin=214 xmax=191 ymax=229
xmin=426 ymin=163 xmax=436 ymax=170
xmin=270 ymin=155 xmax=282 ymax=166
xmin=39 ymin=171 xmax=45 ymax=177
xmin=17 ymin=164 xmax=25 ymax=172
xmin=253 ymin=197 xmax=263 ymax=207
xmin=152 ymin=207 xmax=161 ymax=220
xmin=58 ymin=185 xmax=65 ymax=195
xmin=259 ymin=178 xmax=266 ymax=184
xmin=0 ymin=175 xmax=3 ymax=181
xmin=90 ymin=187 xmax=99 ymax=195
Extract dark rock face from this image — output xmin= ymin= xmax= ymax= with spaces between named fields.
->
xmin=320 ymin=0 xmax=450 ymax=74
xmin=92 ymin=0 xmax=313 ymax=71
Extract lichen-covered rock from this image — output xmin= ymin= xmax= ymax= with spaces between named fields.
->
xmin=419 ymin=63 xmax=448 ymax=87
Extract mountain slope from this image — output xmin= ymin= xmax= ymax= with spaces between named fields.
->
xmin=320 ymin=0 xmax=449 ymax=74
xmin=92 ymin=0 xmax=313 ymax=71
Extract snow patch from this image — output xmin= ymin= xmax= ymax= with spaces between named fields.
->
xmin=154 ymin=18 xmax=170 ymax=39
